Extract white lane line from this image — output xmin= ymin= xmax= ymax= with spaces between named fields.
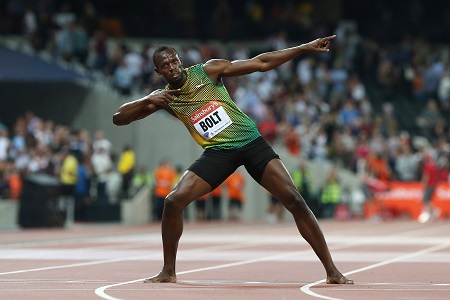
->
xmin=0 ymin=255 xmax=149 ymax=276
xmin=0 ymin=239 xmax=277 ymax=276
xmin=94 ymin=226 xmax=445 ymax=300
xmin=94 ymin=249 xmax=322 ymax=300
xmin=0 ymin=279 xmax=108 ymax=283
xmin=0 ymin=289 xmax=106 ymax=291
xmin=300 ymin=242 xmax=450 ymax=300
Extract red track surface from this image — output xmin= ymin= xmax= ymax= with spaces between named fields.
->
xmin=1 ymin=219 xmax=449 ymax=300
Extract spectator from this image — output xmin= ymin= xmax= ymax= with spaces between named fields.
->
xmin=209 ymin=185 xmax=223 ymax=220
xmin=376 ymin=57 xmax=400 ymax=89
xmin=73 ymin=20 xmax=89 ymax=65
xmin=366 ymin=150 xmax=392 ymax=184
xmin=419 ymin=154 xmax=449 ymax=223
xmin=74 ymin=154 xmax=91 ymax=221
xmin=423 ymin=60 xmax=445 ymax=100
xmin=11 ymin=126 xmax=26 ymax=158
xmin=310 ymin=126 xmax=328 ymax=161
xmin=117 ymin=144 xmax=135 ymax=199
xmin=91 ymin=146 xmax=112 ymax=203
xmin=257 ymin=109 xmax=278 ymax=144
xmin=7 ymin=168 xmax=22 ymax=201
xmin=354 ymin=132 xmax=371 ymax=175
xmin=225 ymin=170 xmax=246 ymax=221
xmin=123 ymin=45 xmax=144 ymax=83
xmin=131 ymin=166 xmax=153 ymax=197
xmin=112 ymin=58 xmax=134 ymax=96
xmin=266 ymin=192 xmax=284 ymax=223
xmin=91 ymin=30 xmax=108 ymax=71
xmin=296 ymin=57 xmax=314 ymax=88
xmin=152 ymin=158 xmax=176 ymax=221
xmin=0 ymin=128 xmax=10 ymax=162
xmin=379 ymin=102 xmax=398 ymax=137
xmin=283 ymin=124 xmax=301 ymax=156
xmin=329 ymin=60 xmax=348 ymax=98
xmin=92 ymin=130 xmax=111 ymax=155
xmin=291 ymin=160 xmax=317 ymax=215
xmin=319 ymin=167 xmax=341 ymax=218
xmin=394 ymin=143 xmax=421 ymax=181
xmin=105 ymin=153 xmax=122 ymax=204
xmin=53 ymin=2 xmax=75 ymax=29
xmin=438 ymin=70 xmax=450 ymax=110
xmin=23 ymin=4 xmax=37 ymax=43
xmin=54 ymin=21 xmax=76 ymax=62
xmin=195 ymin=193 xmax=209 ymax=221
xmin=416 ymin=98 xmax=445 ymax=140
xmin=338 ymin=100 xmax=361 ymax=129
xmin=59 ymin=148 xmax=78 ymax=225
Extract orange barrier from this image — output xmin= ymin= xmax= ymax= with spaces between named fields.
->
xmin=376 ymin=182 xmax=423 ymax=220
xmin=367 ymin=182 xmax=450 ymax=220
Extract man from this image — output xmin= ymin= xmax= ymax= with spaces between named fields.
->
xmin=292 ymin=160 xmax=316 ymax=215
xmin=319 ymin=167 xmax=341 ymax=219
xmin=112 ymin=35 xmax=353 ymax=284
xmin=225 ymin=169 xmax=246 ymax=221
xmin=90 ymin=146 xmax=112 ymax=203
xmin=209 ymin=185 xmax=223 ymax=220
xmin=152 ymin=158 xmax=176 ymax=221
xmin=419 ymin=154 xmax=448 ymax=223
xmin=59 ymin=149 xmax=78 ymax=226
xmin=117 ymin=145 xmax=136 ymax=199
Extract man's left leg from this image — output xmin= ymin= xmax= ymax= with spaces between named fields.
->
xmin=260 ymin=159 xmax=353 ymax=284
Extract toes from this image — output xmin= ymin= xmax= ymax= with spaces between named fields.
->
xmin=343 ymin=278 xmax=354 ymax=284
xmin=327 ymin=276 xmax=354 ymax=284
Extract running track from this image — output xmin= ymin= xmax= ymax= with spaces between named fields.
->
xmin=1 ymin=219 xmax=449 ymax=300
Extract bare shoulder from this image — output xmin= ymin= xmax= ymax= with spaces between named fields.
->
xmin=203 ymin=59 xmax=231 ymax=82
xmin=203 ymin=59 xmax=231 ymax=74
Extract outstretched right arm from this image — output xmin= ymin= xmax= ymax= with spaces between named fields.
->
xmin=113 ymin=89 xmax=181 ymax=126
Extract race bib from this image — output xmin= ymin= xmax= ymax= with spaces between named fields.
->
xmin=190 ymin=101 xmax=233 ymax=140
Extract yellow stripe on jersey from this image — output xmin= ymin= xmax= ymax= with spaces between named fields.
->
xmin=167 ymin=64 xmax=260 ymax=150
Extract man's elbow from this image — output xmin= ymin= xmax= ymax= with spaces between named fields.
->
xmin=112 ymin=113 xmax=129 ymax=126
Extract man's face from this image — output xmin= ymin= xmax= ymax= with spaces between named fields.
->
xmin=154 ymin=49 xmax=184 ymax=85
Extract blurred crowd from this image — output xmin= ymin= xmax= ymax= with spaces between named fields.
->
xmin=0 ymin=111 xmax=139 ymax=217
xmin=1 ymin=0 xmax=450 ymax=220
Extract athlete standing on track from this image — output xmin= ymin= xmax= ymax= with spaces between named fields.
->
xmin=113 ymin=35 xmax=353 ymax=285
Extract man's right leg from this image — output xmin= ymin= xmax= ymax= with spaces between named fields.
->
xmin=144 ymin=170 xmax=211 ymax=283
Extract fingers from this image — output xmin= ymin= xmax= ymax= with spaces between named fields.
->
xmin=146 ymin=89 xmax=180 ymax=106
xmin=162 ymin=89 xmax=181 ymax=104
xmin=166 ymin=88 xmax=182 ymax=94
xmin=317 ymin=36 xmax=333 ymax=51
xmin=323 ymin=34 xmax=336 ymax=41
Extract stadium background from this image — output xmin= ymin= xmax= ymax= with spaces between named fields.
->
xmin=0 ymin=0 xmax=449 ymax=226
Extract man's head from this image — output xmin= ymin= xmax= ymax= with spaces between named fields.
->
xmin=153 ymin=45 xmax=185 ymax=86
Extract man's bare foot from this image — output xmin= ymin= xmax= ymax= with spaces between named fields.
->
xmin=326 ymin=274 xmax=354 ymax=284
xmin=143 ymin=271 xmax=177 ymax=283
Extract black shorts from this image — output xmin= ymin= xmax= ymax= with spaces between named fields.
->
xmin=188 ymin=137 xmax=279 ymax=189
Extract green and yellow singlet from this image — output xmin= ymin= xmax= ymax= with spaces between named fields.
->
xmin=166 ymin=64 xmax=261 ymax=150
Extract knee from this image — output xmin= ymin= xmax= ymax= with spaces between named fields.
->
xmin=282 ymin=193 xmax=309 ymax=214
xmin=164 ymin=192 xmax=188 ymax=213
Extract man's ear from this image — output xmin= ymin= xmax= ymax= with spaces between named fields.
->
xmin=154 ymin=68 xmax=161 ymax=75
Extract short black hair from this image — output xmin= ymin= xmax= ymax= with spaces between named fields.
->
xmin=152 ymin=45 xmax=179 ymax=66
